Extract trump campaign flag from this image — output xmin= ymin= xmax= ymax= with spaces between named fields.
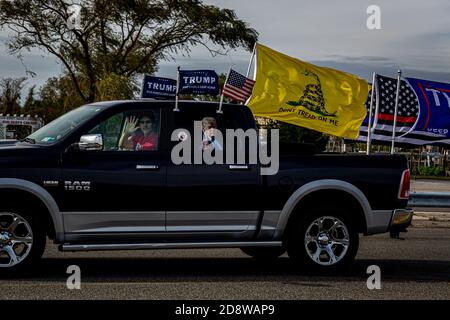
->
xmin=403 ymin=77 xmax=450 ymax=144
xmin=141 ymin=75 xmax=177 ymax=99
xmin=354 ymin=75 xmax=450 ymax=147
xmin=247 ymin=44 xmax=370 ymax=139
xmin=178 ymin=70 xmax=219 ymax=95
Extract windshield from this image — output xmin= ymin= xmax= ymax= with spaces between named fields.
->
xmin=27 ymin=105 xmax=106 ymax=144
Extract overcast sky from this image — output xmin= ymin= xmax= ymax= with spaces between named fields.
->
xmin=1 ymin=0 xmax=450 ymax=96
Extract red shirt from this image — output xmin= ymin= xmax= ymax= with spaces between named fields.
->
xmin=132 ymin=133 xmax=158 ymax=151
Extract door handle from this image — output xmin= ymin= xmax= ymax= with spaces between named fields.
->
xmin=228 ymin=165 xmax=249 ymax=170
xmin=136 ymin=165 xmax=160 ymax=170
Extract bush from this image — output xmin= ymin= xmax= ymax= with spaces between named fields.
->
xmin=433 ymin=166 xmax=444 ymax=176
xmin=417 ymin=165 xmax=445 ymax=177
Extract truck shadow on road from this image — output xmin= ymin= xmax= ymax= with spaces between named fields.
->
xmin=2 ymin=257 xmax=449 ymax=283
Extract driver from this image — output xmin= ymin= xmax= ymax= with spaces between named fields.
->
xmin=119 ymin=113 xmax=158 ymax=151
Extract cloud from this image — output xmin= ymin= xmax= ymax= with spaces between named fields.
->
xmin=313 ymin=60 xmax=450 ymax=83
xmin=325 ymin=55 xmax=393 ymax=63
xmin=157 ymin=54 xmax=249 ymax=79
xmin=1 ymin=0 xmax=450 ymax=97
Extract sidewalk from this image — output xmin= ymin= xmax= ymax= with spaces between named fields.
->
xmin=413 ymin=210 xmax=450 ymax=223
xmin=410 ymin=178 xmax=450 ymax=193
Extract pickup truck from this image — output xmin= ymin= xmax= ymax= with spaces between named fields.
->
xmin=0 ymin=100 xmax=413 ymax=273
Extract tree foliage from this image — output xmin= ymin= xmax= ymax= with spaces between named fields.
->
xmin=0 ymin=77 xmax=26 ymax=115
xmin=0 ymin=0 xmax=258 ymax=103
xmin=258 ymin=117 xmax=330 ymax=152
xmin=15 ymin=73 xmax=138 ymax=122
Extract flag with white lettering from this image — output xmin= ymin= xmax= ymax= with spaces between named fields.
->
xmin=222 ymin=69 xmax=255 ymax=102
xmin=178 ymin=70 xmax=219 ymax=95
xmin=355 ymin=75 xmax=450 ymax=146
xmin=141 ymin=75 xmax=177 ymax=99
xmin=405 ymin=77 xmax=450 ymax=139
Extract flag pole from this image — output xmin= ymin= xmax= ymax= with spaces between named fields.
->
xmin=391 ymin=69 xmax=402 ymax=154
xmin=246 ymin=42 xmax=257 ymax=78
xmin=242 ymin=43 xmax=257 ymax=106
xmin=217 ymin=67 xmax=232 ymax=114
xmin=173 ymin=66 xmax=180 ymax=112
xmin=366 ymin=72 xmax=377 ymax=155
xmin=139 ymin=73 xmax=146 ymax=99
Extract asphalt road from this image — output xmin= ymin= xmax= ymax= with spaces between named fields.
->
xmin=0 ymin=220 xmax=449 ymax=300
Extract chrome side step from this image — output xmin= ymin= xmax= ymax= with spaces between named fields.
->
xmin=60 ymin=241 xmax=282 ymax=252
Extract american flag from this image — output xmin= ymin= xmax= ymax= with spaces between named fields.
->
xmin=222 ymin=69 xmax=255 ymax=102
xmin=355 ymin=74 xmax=450 ymax=147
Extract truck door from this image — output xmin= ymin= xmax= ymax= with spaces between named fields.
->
xmin=61 ymin=106 xmax=169 ymax=242
xmin=166 ymin=103 xmax=262 ymax=239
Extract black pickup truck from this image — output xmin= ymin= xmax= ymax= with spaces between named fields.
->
xmin=0 ymin=100 xmax=413 ymax=273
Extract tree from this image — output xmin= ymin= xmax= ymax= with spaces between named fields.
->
xmin=36 ymin=76 xmax=78 ymax=121
xmin=20 ymin=76 xmax=68 ymax=122
xmin=278 ymin=122 xmax=329 ymax=152
xmin=96 ymin=73 xmax=138 ymax=101
xmin=0 ymin=0 xmax=258 ymax=103
xmin=0 ymin=77 xmax=26 ymax=115
xmin=258 ymin=117 xmax=330 ymax=152
xmin=22 ymin=84 xmax=36 ymax=113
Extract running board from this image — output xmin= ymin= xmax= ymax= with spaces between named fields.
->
xmin=60 ymin=241 xmax=282 ymax=252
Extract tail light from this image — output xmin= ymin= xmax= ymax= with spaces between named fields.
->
xmin=398 ymin=169 xmax=410 ymax=199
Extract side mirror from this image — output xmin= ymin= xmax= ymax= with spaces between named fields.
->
xmin=78 ymin=134 xmax=103 ymax=151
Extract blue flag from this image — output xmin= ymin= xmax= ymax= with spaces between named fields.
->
xmin=141 ymin=75 xmax=177 ymax=99
xmin=178 ymin=70 xmax=219 ymax=95
xmin=406 ymin=77 xmax=450 ymax=137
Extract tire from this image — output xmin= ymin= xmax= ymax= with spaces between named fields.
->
xmin=0 ymin=209 xmax=46 ymax=274
xmin=241 ymin=246 xmax=286 ymax=259
xmin=286 ymin=205 xmax=359 ymax=271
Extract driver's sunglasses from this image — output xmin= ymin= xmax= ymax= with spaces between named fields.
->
xmin=140 ymin=120 xmax=152 ymax=124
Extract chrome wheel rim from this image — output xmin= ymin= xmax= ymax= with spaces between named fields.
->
xmin=0 ymin=212 xmax=33 ymax=268
xmin=304 ymin=216 xmax=349 ymax=266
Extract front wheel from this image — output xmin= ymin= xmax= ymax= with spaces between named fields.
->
xmin=286 ymin=209 xmax=359 ymax=271
xmin=0 ymin=211 xmax=46 ymax=273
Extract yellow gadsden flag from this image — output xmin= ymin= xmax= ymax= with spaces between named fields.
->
xmin=247 ymin=44 xmax=370 ymax=139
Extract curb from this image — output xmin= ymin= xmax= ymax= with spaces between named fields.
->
xmin=413 ymin=211 xmax=450 ymax=222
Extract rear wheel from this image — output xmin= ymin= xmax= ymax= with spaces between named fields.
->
xmin=240 ymin=246 xmax=286 ymax=259
xmin=0 ymin=210 xmax=46 ymax=273
xmin=286 ymin=207 xmax=359 ymax=271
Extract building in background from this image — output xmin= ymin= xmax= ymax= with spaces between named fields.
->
xmin=0 ymin=114 xmax=43 ymax=140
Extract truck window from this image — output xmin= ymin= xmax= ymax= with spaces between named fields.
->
xmin=174 ymin=107 xmax=226 ymax=152
xmin=88 ymin=113 xmax=124 ymax=151
xmin=173 ymin=105 xmax=256 ymax=163
xmin=27 ymin=105 xmax=106 ymax=144
xmin=89 ymin=109 xmax=161 ymax=151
